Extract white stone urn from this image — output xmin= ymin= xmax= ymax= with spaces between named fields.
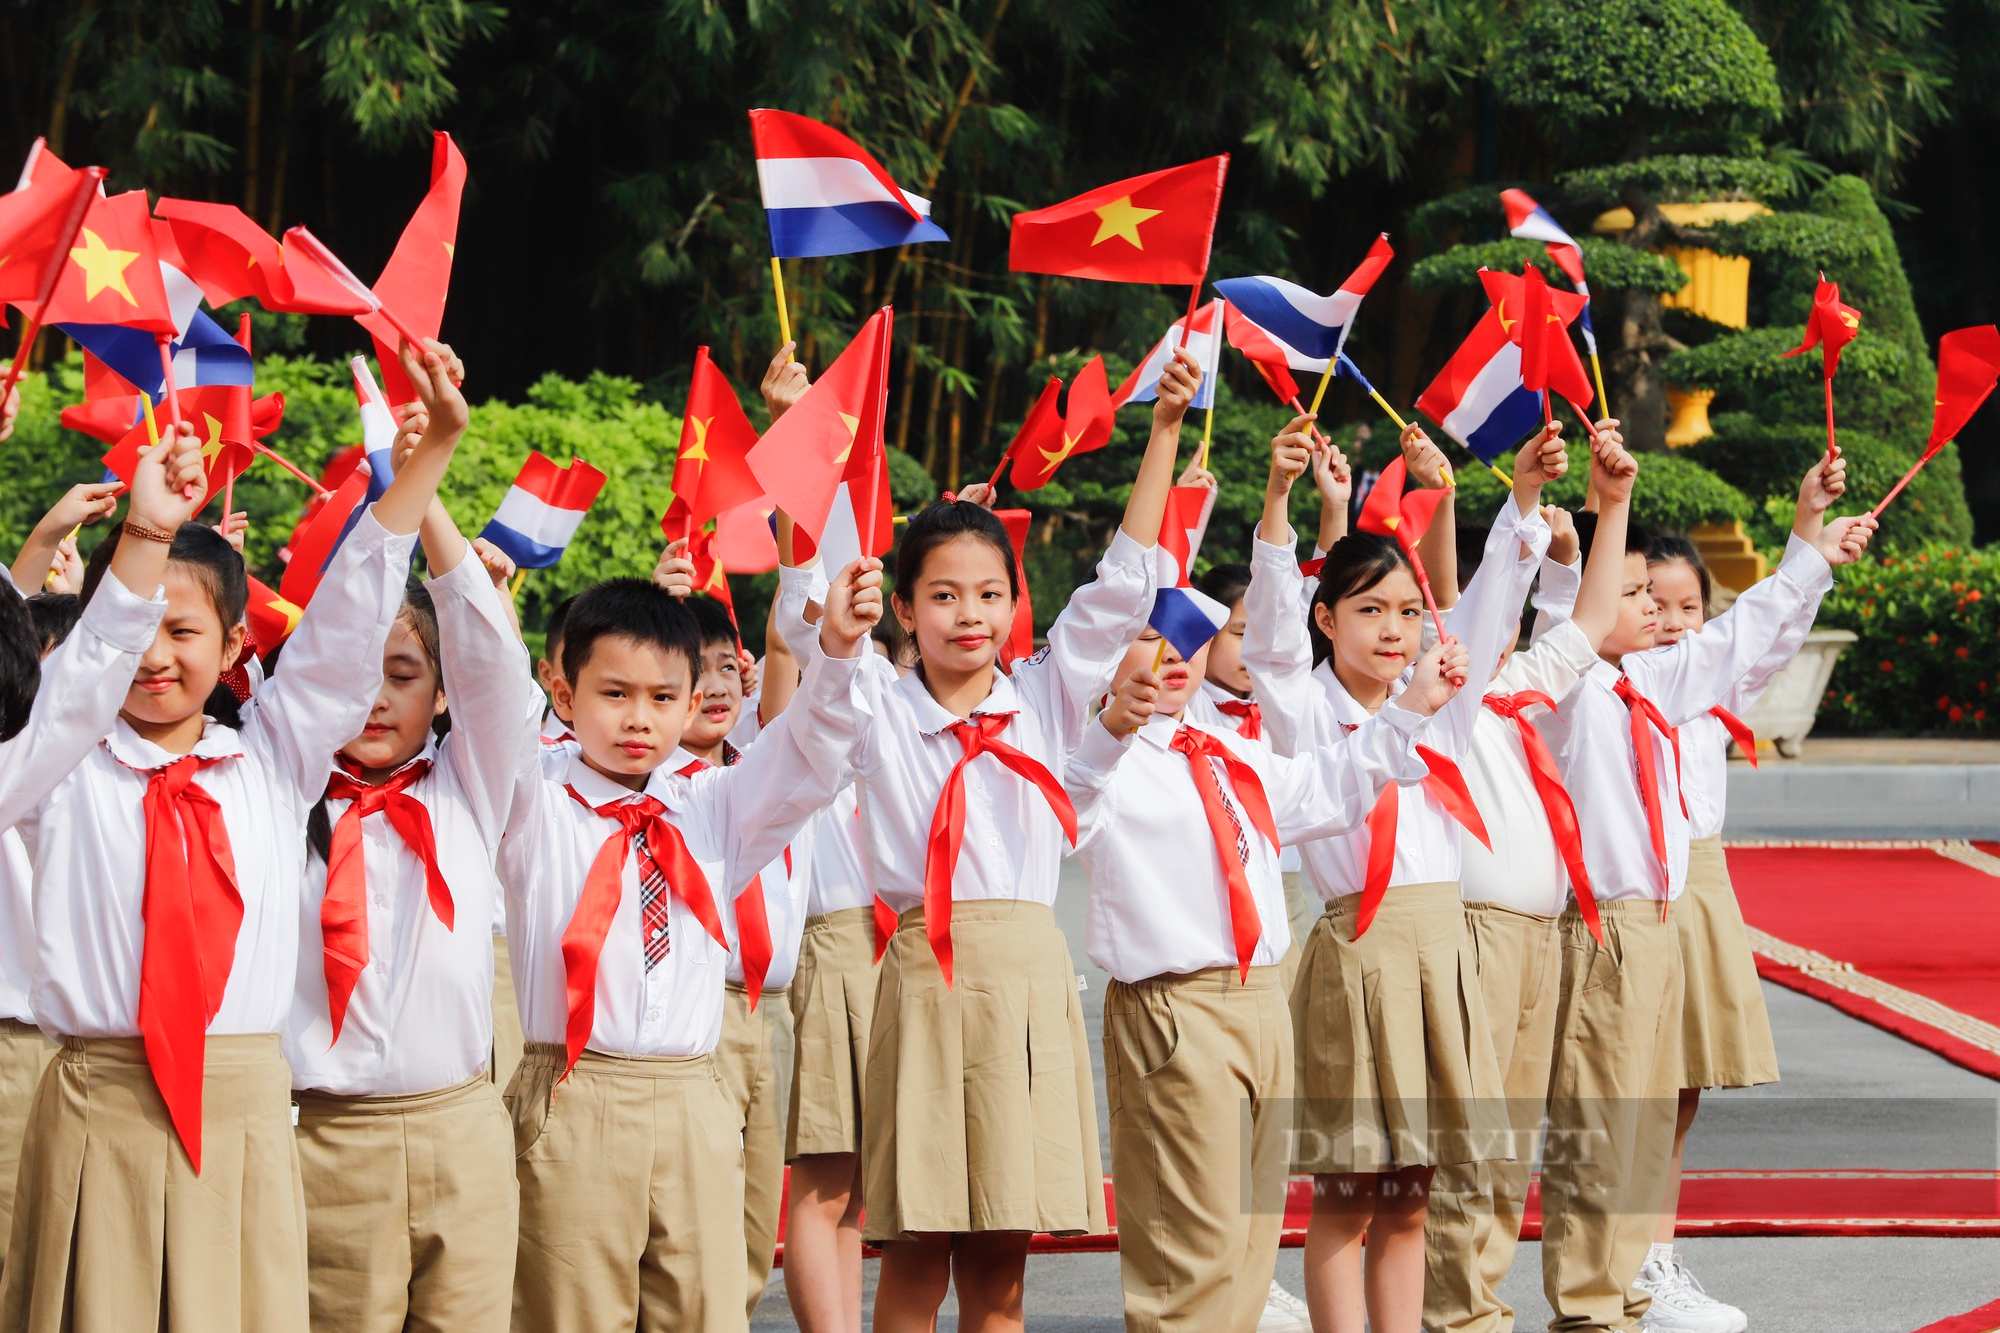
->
xmin=1742 ymin=628 xmax=1858 ymax=758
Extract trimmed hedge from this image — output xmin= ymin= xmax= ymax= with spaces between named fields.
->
xmin=1815 ymin=545 xmax=2000 ymax=735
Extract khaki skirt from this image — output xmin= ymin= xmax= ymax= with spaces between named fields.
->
xmin=0 ymin=1034 xmax=309 ymax=1333
xmin=862 ymin=899 xmax=1107 ymax=1241
xmin=1677 ymin=835 xmax=1780 ymax=1089
xmin=1291 ymin=882 xmax=1509 ymax=1174
xmin=788 ymin=906 xmax=880 ymax=1159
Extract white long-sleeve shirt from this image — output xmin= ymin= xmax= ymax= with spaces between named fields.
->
xmin=1245 ymin=500 xmax=1548 ymax=900
xmin=1459 ymin=619 xmax=1601 ymax=914
xmin=0 ymin=570 xmax=168 ymax=832
xmin=1066 ymin=706 xmax=1429 ymax=983
xmin=286 ymin=549 xmax=534 ymax=1096
xmin=772 ymin=565 xmax=888 ymax=918
xmin=847 ymin=529 xmax=1156 ymax=915
xmin=19 ymin=511 xmax=412 ymax=1040
xmin=498 ymin=642 xmax=861 ymax=1057
xmin=1537 ymin=536 xmax=1834 ymax=902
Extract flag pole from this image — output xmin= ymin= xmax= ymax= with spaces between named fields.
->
xmin=771 ymin=258 xmax=794 ymax=362
xmin=510 ymin=566 xmax=529 ymax=602
xmin=1822 ymin=376 xmax=1837 ymax=464
xmin=1869 ymin=451 xmax=1933 ymax=519
xmin=1197 ymin=398 xmax=1214 ymax=473
xmin=156 ymin=335 xmax=195 ymax=500
xmin=251 ymin=441 xmax=334 ymax=497
xmin=1339 ymin=351 xmax=1505 ymax=487
xmin=985 ymin=438 xmax=1013 ymax=493
xmin=1589 ymin=351 xmax=1610 ymax=418
xmin=0 ymin=167 xmax=105 ymax=408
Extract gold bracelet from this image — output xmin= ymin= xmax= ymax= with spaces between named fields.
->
xmin=121 ymin=519 xmax=176 ymax=545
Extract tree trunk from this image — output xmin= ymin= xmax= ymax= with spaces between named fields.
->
xmin=893 ymin=257 xmax=925 ymax=454
xmin=48 ymin=0 xmax=99 ymax=158
xmin=265 ymin=1 xmax=305 ymax=233
xmin=1614 ymin=185 xmax=1673 ymax=453
xmin=244 ymin=0 xmax=266 ymax=216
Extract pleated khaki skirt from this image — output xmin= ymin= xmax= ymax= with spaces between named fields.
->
xmin=0 ymin=1033 xmax=309 ymax=1333
xmin=1292 ymin=882 xmax=1510 ymax=1174
xmin=1677 ymin=835 xmax=1780 ymax=1089
xmin=862 ymin=899 xmax=1107 ymax=1242
xmin=788 ymin=906 xmax=880 ymax=1159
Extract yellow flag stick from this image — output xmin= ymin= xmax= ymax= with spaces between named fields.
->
xmin=510 ymin=566 xmax=529 ymax=601
xmin=770 ymin=257 xmax=793 ymax=362
xmin=1333 ymin=352 xmax=1498 ymax=488
xmin=1196 ymin=400 xmax=1215 ymax=473
xmin=140 ymin=393 xmax=160 ymax=446
xmin=1589 ymin=349 xmax=1610 ymax=421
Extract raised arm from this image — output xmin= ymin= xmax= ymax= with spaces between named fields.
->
xmin=432 ymin=538 xmax=538 ymax=843
xmin=1400 ymin=423 xmax=1458 ymax=609
xmin=1121 ymin=349 xmax=1200 ymax=546
xmin=1567 ymin=428 xmax=1637 ymax=652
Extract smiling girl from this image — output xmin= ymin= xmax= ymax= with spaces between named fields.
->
xmin=1243 ymin=415 xmax=1565 ymax=1333
xmin=0 ymin=341 xmax=468 ymax=1333
xmin=816 ymin=349 xmax=1195 ymax=1333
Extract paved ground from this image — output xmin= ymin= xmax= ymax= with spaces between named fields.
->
xmin=751 ymin=855 xmax=2000 ymax=1332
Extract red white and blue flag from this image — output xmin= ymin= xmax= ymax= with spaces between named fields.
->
xmin=1501 ymin=189 xmax=1596 ymax=355
xmin=1149 ymin=484 xmax=1228 ymax=660
xmin=1212 ymin=234 xmax=1393 ymax=364
xmin=480 ymin=453 xmax=608 ymax=569
xmin=1111 ymin=299 xmax=1221 ymax=411
xmin=749 ymin=110 xmax=949 ymax=259
xmin=279 ymin=358 xmax=401 ymax=607
xmin=1415 ymin=308 xmax=1543 ymax=463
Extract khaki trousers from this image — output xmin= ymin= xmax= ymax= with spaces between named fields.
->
xmin=491 ymin=936 xmax=526 ymax=1093
xmin=1103 ymin=965 xmax=1292 ymax=1333
xmin=0 ymin=1034 xmax=309 ymax=1333
xmin=0 ymin=1019 xmax=52 ymax=1281
xmin=1275 ymin=871 xmax=1313 ymax=999
xmin=294 ymin=1075 xmax=518 ymax=1333
xmin=1423 ymin=904 xmax=1564 ymax=1333
xmin=1539 ymin=903 xmax=1685 ymax=1333
xmin=506 ymin=1043 xmax=745 ymax=1333
xmin=716 ymin=982 xmax=794 ymax=1321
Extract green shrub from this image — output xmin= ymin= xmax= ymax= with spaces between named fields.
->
xmin=1445 ymin=439 xmax=1752 ymax=531
xmin=1815 ymin=545 xmax=2000 ymax=735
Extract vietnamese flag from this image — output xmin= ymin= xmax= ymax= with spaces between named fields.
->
xmin=360 ymin=132 xmax=467 ymax=405
xmin=100 ymin=384 xmax=258 ymax=491
xmin=0 ymin=157 xmax=104 ymax=308
xmin=1783 ymin=274 xmax=1862 ymax=378
xmin=745 ymin=308 xmax=894 ymax=553
xmin=996 ymin=508 xmax=1035 ymax=669
xmin=671 ymin=347 xmax=764 ymax=530
xmin=152 ymin=199 xmax=375 ymax=317
xmin=1477 ymin=266 xmax=1594 ymax=414
xmin=714 ymin=499 xmax=781 ymax=574
xmin=1927 ymin=325 xmax=2000 ymax=458
xmin=1008 ymin=356 xmax=1114 ymax=490
xmin=1009 ymin=157 xmax=1227 ymax=285
xmin=680 ymin=514 xmax=738 ymax=625
xmin=22 ymin=191 xmax=174 ymax=334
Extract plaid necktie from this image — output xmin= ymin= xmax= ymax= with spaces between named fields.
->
xmin=635 ymin=824 xmax=673 ymax=970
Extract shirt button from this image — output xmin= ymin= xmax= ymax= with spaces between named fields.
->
xmin=988 ymin=836 xmax=1000 ymax=848
xmin=650 ymin=927 xmax=665 ymax=940
xmin=646 ymin=1011 xmax=660 ymax=1023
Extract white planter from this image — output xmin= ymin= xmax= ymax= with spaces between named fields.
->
xmin=1742 ymin=629 xmax=1858 ymax=758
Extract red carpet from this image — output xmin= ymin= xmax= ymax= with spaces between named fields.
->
xmin=1725 ymin=842 xmax=2000 ymax=1081
xmin=773 ymin=1168 xmax=2000 ymax=1261
xmin=1911 ymin=1295 xmax=2000 ymax=1333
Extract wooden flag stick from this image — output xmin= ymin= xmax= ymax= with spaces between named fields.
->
xmin=771 ymin=257 xmax=793 ymax=361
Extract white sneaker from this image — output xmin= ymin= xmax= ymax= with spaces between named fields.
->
xmin=1635 ymin=1252 xmax=1748 ymax=1333
xmin=1257 ymin=1278 xmax=1313 ymax=1333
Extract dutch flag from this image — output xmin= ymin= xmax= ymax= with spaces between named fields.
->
xmin=59 ymin=260 xmax=253 ymax=400
xmin=1149 ymin=485 xmax=1230 ymax=661
xmin=1111 ymin=300 xmax=1222 ymax=411
xmin=1501 ymin=189 xmax=1596 ymax=354
xmin=749 ymin=109 xmax=950 ymax=259
xmin=480 ymin=453 xmax=609 ymax=570
xmin=1414 ymin=309 xmax=1544 ymax=464
xmin=1212 ymin=234 xmax=1393 ymax=365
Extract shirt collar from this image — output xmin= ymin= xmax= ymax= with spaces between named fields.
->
xmin=1199 ymin=679 xmax=1253 ymax=707
xmin=104 ymin=715 xmax=246 ymax=770
xmin=1313 ymin=660 xmax=1400 ymax=726
xmin=563 ymin=750 xmax=681 ymax=812
xmin=893 ymin=666 xmax=1021 ymax=738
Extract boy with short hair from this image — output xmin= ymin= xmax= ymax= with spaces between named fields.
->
xmin=501 ymin=560 xmax=880 ymax=1332
xmin=669 ymin=590 xmax=811 ymax=1320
